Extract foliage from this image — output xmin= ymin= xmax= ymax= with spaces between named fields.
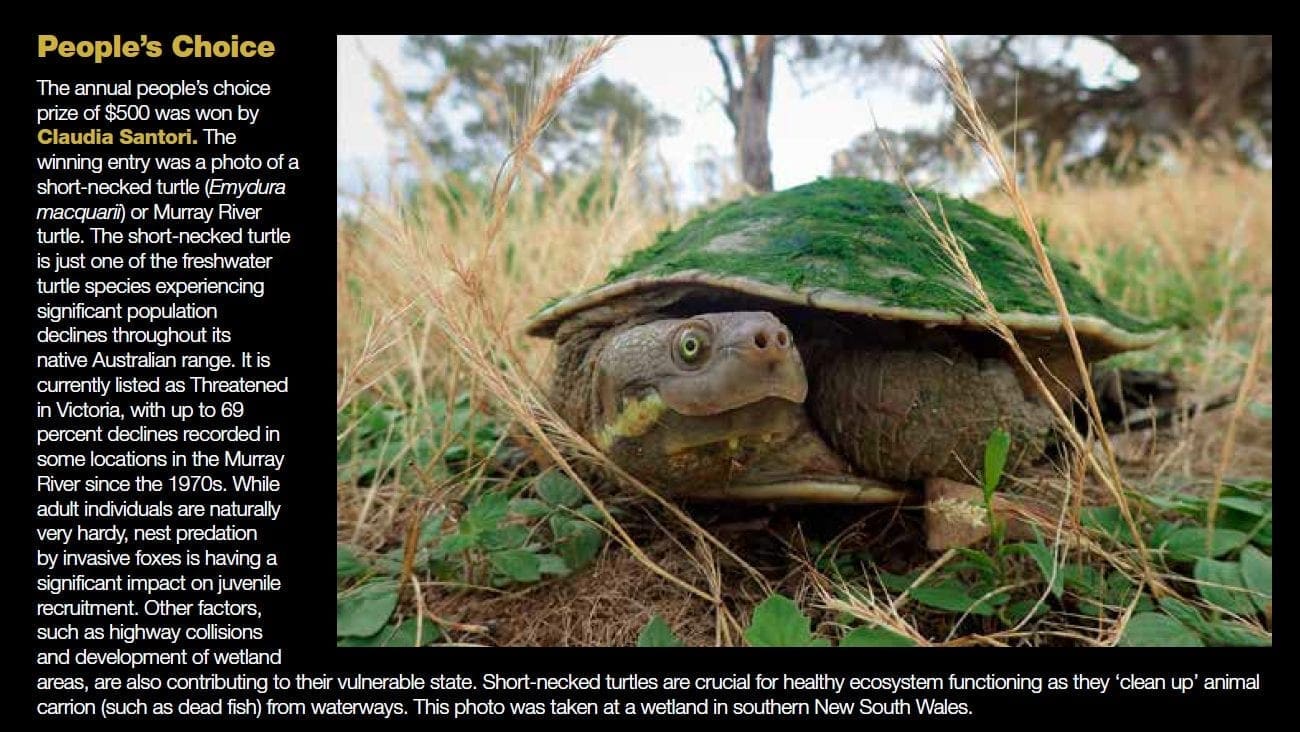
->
xmin=792 ymin=435 xmax=1270 ymax=648
xmin=636 ymin=615 xmax=684 ymax=647
xmin=336 ymin=463 xmax=609 ymax=645
xmin=402 ymin=35 xmax=678 ymax=177
xmin=745 ymin=595 xmax=832 ymax=647
xmin=640 ymin=472 xmax=1272 ymax=648
xmin=866 ymin=477 xmax=1273 ymax=646
xmin=832 ymin=35 xmax=1272 ymax=180
xmin=337 ymin=389 xmax=502 ymax=486
xmin=635 ymin=594 xmax=918 ymax=648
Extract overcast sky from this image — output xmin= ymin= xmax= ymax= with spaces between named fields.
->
xmin=337 ymin=35 xmax=1132 ymax=205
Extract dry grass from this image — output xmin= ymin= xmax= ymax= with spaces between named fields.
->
xmin=337 ymin=36 xmax=1272 ymax=647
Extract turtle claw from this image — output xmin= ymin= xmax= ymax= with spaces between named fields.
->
xmin=923 ymin=477 xmax=1048 ymax=551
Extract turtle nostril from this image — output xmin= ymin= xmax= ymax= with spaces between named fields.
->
xmin=754 ymin=332 xmax=768 ymax=349
xmin=776 ymin=329 xmax=789 ymax=348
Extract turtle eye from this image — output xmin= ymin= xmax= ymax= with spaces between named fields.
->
xmin=677 ymin=327 xmax=709 ymax=365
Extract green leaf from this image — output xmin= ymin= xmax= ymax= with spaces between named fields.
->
xmin=374 ymin=548 xmax=404 ymax=575
xmin=1239 ymin=546 xmax=1272 ymax=613
xmin=428 ymin=558 xmax=459 ymax=582
xmin=489 ymin=549 xmax=541 ymax=583
xmin=1193 ymin=559 xmax=1256 ymax=616
xmin=1080 ymin=506 xmax=1135 ymax=543
xmin=841 ymin=625 xmax=916 ymax=647
xmin=1147 ymin=520 xmax=1179 ymax=548
xmin=336 ymin=544 xmax=366 ymax=581
xmin=551 ymin=516 xmax=603 ymax=571
xmin=1251 ymin=522 xmax=1272 ymax=550
xmin=1105 ymin=572 xmax=1141 ymax=608
xmin=436 ymin=532 xmax=477 ymax=556
xmin=342 ymin=437 xmax=433 ymax=485
xmin=745 ymin=595 xmax=830 ymax=647
xmin=970 ymin=582 xmax=1011 ymax=606
xmin=1159 ymin=595 xmax=1267 ymax=646
xmin=1201 ymin=621 xmax=1270 ymax=647
xmin=1076 ymin=598 xmax=1106 ymax=618
xmin=1213 ymin=507 xmax=1272 ymax=542
xmin=637 ymin=615 xmax=684 ymax=647
xmin=1004 ymin=598 xmax=1048 ymax=624
xmin=1164 ymin=528 xmax=1249 ymax=561
xmin=336 ymin=580 xmax=399 ymax=638
xmin=418 ymin=512 xmax=446 ymax=545
xmin=576 ymin=503 xmax=606 ymax=522
xmin=878 ymin=572 xmax=917 ymax=593
xmin=361 ymin=403 xmax=400 ymax=434
xmin=1223 ymin=478 xmax=1271 ymax=497
xmin=1119 ymin=613 xmax=1204 ymax=647
xmin=1143 ymin=492 xmax=1203 ymax=515
xmin=1157 ymin=596 xmax=1210 ymax=632
xmin=338 ymin=618 xmax=439 ymax=647
xmin=510 ymin=498 xmax=552 ymax=519
xmin=462 ymin=491 xmax=509 ymax=535
xmin=947 ymin=560 xmax=994 ymax=577
xmin=1248 ymin=402 xmax=1271 ymax=420
xmin=536 ymin=553 xmax=570 ymax=577
xmin=982 ymin=428 xmax=1011 ymax=499
xmin=1216 ymin=495 xmax=1269 ymax=517
xmin=1008 ymin=542 xmax=1063 ymax=599
xmin=954 ymin=548 xmax=1000 ymax=580
xmin=1062 ymin=564 xmax=1104 ymax=595
xmin=481 ymin=525 xmax=529 ymax=551
xmin=909 ymin=582 xmax=999 ymax=616
xmin=537 ymin=471 xmax=584 ymax=508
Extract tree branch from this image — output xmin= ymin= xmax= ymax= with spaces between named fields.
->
xmin=993 ymin=34 xmax=1018 ymax=60
xmin=704 ymin=35 xmax=740 ymax=127
xmin=730 ymin=35 xmax=749 ymax=75
xmin=704 ymin=35 xmax=737 ymax=95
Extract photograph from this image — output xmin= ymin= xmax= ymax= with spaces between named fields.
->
xmin=334 ymin=34 xmax=1272 ymax=648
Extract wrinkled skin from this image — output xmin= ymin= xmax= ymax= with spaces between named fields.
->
xmin=550 ymin=307 xmax=1056 ymax=503
xmin=810 ymin=346 xmax=1054 ymax=482
xmin=586 ymin=312 xmax=851 ymax=493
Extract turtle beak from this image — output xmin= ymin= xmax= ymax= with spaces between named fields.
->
xmin=658 ymin=312 xmax=808 ymax=416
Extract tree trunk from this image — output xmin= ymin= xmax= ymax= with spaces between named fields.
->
xmin=736 ymin=36 xmax=776 ymax=192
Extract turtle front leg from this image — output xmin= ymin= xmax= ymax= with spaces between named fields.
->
xmin=688 ymin=415 xmax=912 ymax=504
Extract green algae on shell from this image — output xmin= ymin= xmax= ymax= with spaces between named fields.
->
xmin=527 ymin=178 xmax=1167 ymax=352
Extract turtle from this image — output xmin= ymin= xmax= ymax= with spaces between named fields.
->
xmin=525 ymin=178 xmax=1166 ymax=547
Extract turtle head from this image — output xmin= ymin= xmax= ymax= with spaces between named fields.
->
xmin=591 ymin=311 xmax=811 ymax=490
xmin=596 ymin=311 xmax=806 ymax=420
xmin=599 ymin=311 xmax=806 ymax=415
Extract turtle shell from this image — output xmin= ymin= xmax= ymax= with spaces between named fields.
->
xmin=527 ymin=178 xmax=1166 ymax=354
